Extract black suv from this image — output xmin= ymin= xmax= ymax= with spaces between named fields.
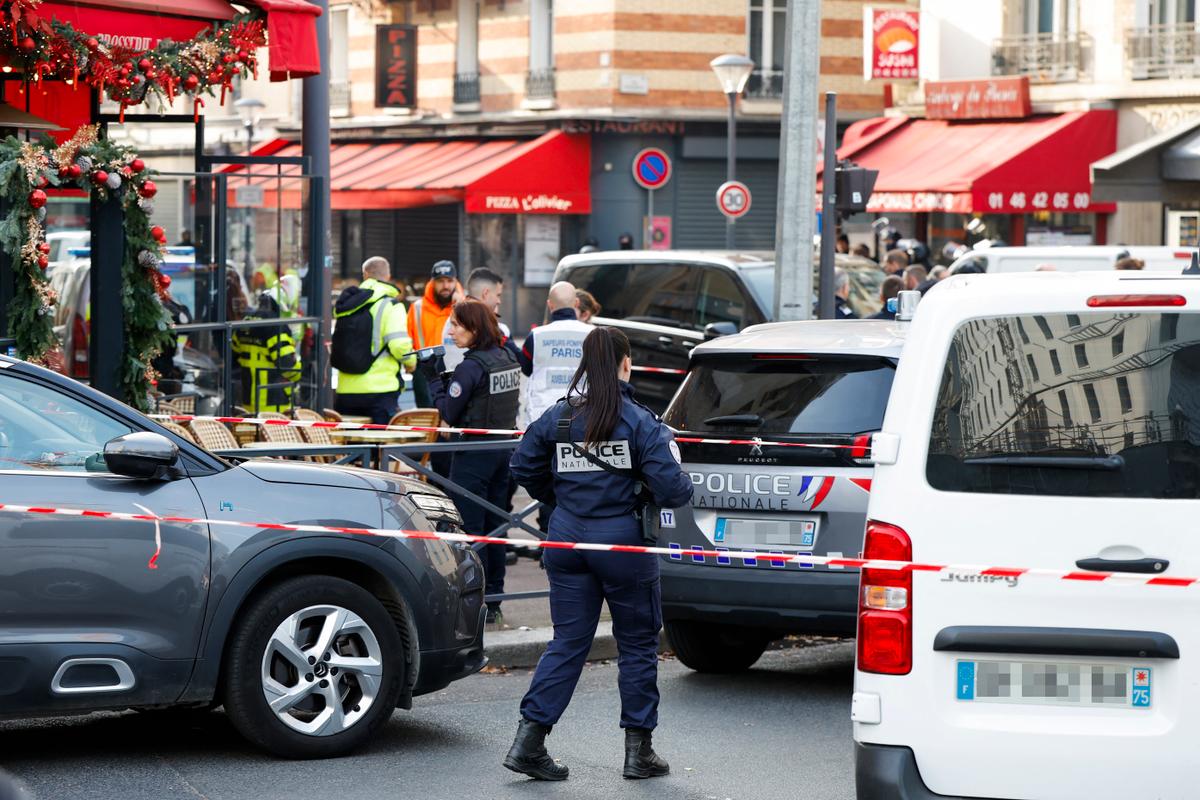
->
xmin=554 ymin=250 xmax=885 ymax=412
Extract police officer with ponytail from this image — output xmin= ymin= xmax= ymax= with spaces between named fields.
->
xmin=419 ymin=299 xmax=521 ymax=625
xmin=504 ymin=327 xmax=693 ymax=782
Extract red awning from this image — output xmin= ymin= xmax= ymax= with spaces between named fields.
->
xmin=245 ymin=0 xmax=322 ymax=81
xmin=37 ymin=0 xmax=234 ymax=49
xmin=226 ymin=130 xmax=592 ymax=213
xmin=820 ymin=110 xmax=1117 ymax=214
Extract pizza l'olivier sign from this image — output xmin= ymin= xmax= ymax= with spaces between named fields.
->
xmin=863 ymin=6 xmax=920 ymax=80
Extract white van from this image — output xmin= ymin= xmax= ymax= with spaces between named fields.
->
xmin=949 ymin=245 xmax=1194 ymax=274
xmin=854 ymin=271 xmax=1200 ymax=799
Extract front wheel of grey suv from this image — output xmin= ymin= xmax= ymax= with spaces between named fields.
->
xmin=666 ymin=621 xmax=770 ymax=673
xmin=223 ymin=575 xmax=406 ymax=758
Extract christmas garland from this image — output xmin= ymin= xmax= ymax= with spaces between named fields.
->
xmin=0 ymin=125 xmax=172 ymax=411
xmin=2 ymin=0 xmax=266 ymax=120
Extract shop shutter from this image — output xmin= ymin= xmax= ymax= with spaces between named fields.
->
xmin=674 ymin=159 xmax=779 ymax=251
xmin=363 ymin=210 xmax=394 ymax=268
xmin=390 ymin=204 xmax=461 ymax=282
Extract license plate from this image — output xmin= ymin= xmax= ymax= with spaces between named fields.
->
xmin=956 ymin=660 xmax=1152 ymax=709
xmin=714 ymin=517 xmax=818 ymax=550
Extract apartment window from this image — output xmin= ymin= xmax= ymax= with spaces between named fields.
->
xmin=1016 ymin=318 xmax=1030 ymax=345
xmin=454 ymin=0 xmax=480 ymax=107
xmin=1025 ymin=353 xmax=1040 ymax=382
xmin=1149 ymin=0 xmax=1196 ymax=24
xmin=1022 ymin=0 xmax=1076 ymax=35
xmin=1067 ymin=313 xmax=1081 ymax=328
xmin=1162 ymin=313 xmax=1180 ymax=342
xmin=1074 ymin=342 xmax=1088 ymax=368
xmin=329 ymin=6 xmax=350 ymax=116
xmin=1083 ymin=383 xmax=1102 ymax=423
xmin=525 ymin=0 xmax=555 ymax=104
xmin=1112 ymin=330 xmax=1124 ymax=357
xmin=1035 ymin=315 xmax=1054 ymax=339
xmin=1129 ymin=0 xmax=1198 ymax=80
xmin=1049 ymin=348 xmax=1062 ymax=375
xmin=1117 ymin=376 xmax=1133 ymax=413
xmin=747 ymin=0 xmax=786 ymax=98
xmin=1058 ymin=389 xmax=1073 ymax=427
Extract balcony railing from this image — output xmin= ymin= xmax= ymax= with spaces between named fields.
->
xmin=745 ymin=69 xmax=783 ymax=100
xmin=454 ymin=72 xmax=480 ymax=106
xmin=525 ymin=67 xmax=556 ymax=102
xmin=1126 ymin=22 xmax=1200 ymax=79
xmin=991 ymin=31 xmax=1092 ymax=84
xmin=330 ymin=79 xmax=351 ymax=116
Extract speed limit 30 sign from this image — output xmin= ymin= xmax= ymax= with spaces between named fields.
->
xmin=716 ymin=180 xmax=752 ymax=219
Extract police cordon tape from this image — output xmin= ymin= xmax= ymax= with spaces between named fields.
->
xmin=629 ymin=366 xmax=687 ymax=375
xmin=147 ymin=414 xmax=868 ymax=452
xmin=0 ymin=501 xmax=1194 ymax=587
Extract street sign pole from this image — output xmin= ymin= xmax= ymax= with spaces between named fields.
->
xmin=632 ymin=148 xmax=672 ymax=248
xmin=818 ymin=92 xmax=838 ymax=321
xmin=773 ymin=0 xmax=822 ymax=321
xmin=646 ymin=187 xmax=654 ymax=248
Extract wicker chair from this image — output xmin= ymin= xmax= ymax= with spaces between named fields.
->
xmin=258 ymin=411 xmax=306 ymax=445
xmin=155 ymin=398 xmax=185 ymax=417
xmin=385 ymin=408 xmax=442 ymax=475
xmin=293 ymin=407 xmax=334 ymax=446
xmin=188 ymin=418 xmax=239 ymax=452
xmin=322 ymin=408 xmax=343 ymax=423
xmin=158 ymin=420 xmax=197 ymax=445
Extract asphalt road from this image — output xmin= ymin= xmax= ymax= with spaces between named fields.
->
xmin=0 ymin=642 xmax=856 ymax=800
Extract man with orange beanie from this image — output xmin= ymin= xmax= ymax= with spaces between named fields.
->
xmin=408 ymin=259 xmax=461 ymax=407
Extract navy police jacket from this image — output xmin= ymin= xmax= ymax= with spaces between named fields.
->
xmin=510 ymin=382 xmax=694 ymax=517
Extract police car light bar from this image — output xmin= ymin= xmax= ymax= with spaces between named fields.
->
xmin=1086 ymin=294 xmax=1187 ymax=308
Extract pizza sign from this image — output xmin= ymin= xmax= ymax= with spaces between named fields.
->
xmin=863 ymin=7 xmax=920 ymax=80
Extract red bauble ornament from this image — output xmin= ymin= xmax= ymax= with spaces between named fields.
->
xmin=208 ymin=71 xmax=222 ymax=83
xmin=130 ymin=158 xmax=145 ymax=173
xmin=28 ymin=189 xmax=47 ymax=208
xmin=183 ymin=74 xmax=198 ymax=90
xmin=145 ymin=69 xmax=157 ymax=81
xmin=92 ymin=170 xmax=109 ymax=185
xmin=237 ymin=50 xmax=249 ymax=62
xmin=151 ymin=225 xmax=165 ymax=241
xmin=138 ymin=58 xmax=153 ymax=72
xmin=230 ymin=66 xmax=240 ymax=76
xmin=67 ymin=164 xmax=81 ymax=179
xmin=117 ymin=78 xmax=130 ymax=90
xmin=86 ymin=37 xmax=99 ymax=51
xmin=119 ymin=65 xmax=130 ymax=77
xmin=37 ymin=242 xmax=50 ymax=254
xmin=159 ymin=272 xmax=172 ymax=288
xmin=36 ymin=175 xmax=48 ymax=188
xmin=37 ymin=255 xmax=48 ymax=270
xmin=19 ymin=37 xmax=35 ymax=54
xmin=58 ymin=166 xmax=69 ymax=177
xmin=222 ymin=54 xmax=235 ymax=64
xmin=140 ymin=180 xmax=158 ymax=198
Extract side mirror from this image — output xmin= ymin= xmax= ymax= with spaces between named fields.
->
xmin=704 ymin=321 xmax=738 ymax=339
xmin=104 ymin=432 xmax=180 ymax=480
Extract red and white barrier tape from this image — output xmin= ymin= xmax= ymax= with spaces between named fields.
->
xmin=148 ymin=414 xmax=867 ymax=451
xmin=630 ymin=366 xmax=687 ymax=375
xmin=0 ymin=501 xmax=1193 ymax=587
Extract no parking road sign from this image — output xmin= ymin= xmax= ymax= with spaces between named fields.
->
xmin=716 ymin=180 xmax=752 ymax=219
xmin=632 ymin=148 xmax=672 ymax=190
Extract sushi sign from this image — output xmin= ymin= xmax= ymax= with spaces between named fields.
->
xmin=864 ymin=7 xmax=920 ymax=80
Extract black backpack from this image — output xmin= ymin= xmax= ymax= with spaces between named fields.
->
xmin=331 ymin=286 xmax=390 ymax=374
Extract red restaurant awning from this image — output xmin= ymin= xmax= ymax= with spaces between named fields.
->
xmin=226 ymin=130 xmax=592 ymax=213
xmin=820 ymin=110 xmax=1117 ymax=214
xmin=248 ymin=0 xmax=322 ymax=80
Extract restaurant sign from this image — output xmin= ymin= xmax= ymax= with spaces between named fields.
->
xmin=863 ymin=7 xmax=919 ymax=80
xmin=828 ymin=189 xmax=1111 ymax=214
xmin=376 ymin=25 xmax=417 ymax=109
xmin=472 ymin=194 xmax=580 ymax=214
xmin=925 ymin=77 xmax=1032 ymax=120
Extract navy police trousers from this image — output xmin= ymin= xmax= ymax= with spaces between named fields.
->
xmin=520 ymin=507 xmax=662 ymax=730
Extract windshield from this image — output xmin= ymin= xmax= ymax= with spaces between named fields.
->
xmin=665 ymin=354 xmax=895 ymax=437
xmin=928 ymin=312 xmax=1200 ymax=498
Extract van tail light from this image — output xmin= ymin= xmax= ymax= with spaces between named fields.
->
xmin=1086 ymin=294 xmax=1186 ymax=308
xmin=70 ymin=313 xmax=88 ymax=378
xmin=857 ymin=519 xmax=912 ymax=675
xmin=850 ymin=433 xmax=874 ymax=463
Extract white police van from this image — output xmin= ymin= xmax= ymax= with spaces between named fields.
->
xmin=854 ymin=271 xmax=1200 ymax=799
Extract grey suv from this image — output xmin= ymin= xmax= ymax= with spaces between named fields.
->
xmin=653 ymin=320 xmax=905 ymax=672
xmin=0 ymin=356 xmax=484 ymax=758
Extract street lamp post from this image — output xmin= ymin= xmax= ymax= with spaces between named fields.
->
xmin=234 ymin=97 xmax=265 ymax=283
xmin=709 ymin=54 xmax=755 ymax=249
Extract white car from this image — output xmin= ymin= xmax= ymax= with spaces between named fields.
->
xmin=949 ymin=244 xmax=1194 ymax=274
xmin=854 ymin=271 xmax=1200 ymax=799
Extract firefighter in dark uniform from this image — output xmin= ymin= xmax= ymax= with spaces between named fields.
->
xmin=231 ymin=293 xmax=301 ymax=413
xmin=504 ymin=326 xmax=693 ymax=782
xmin=419 ymin=299 xmax=521 ymax=625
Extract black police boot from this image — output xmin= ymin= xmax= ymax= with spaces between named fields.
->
xmin=623 ymin=727 xmax=669 ymax=779
xmin=503 ymin=718 xmax=569 ymax=781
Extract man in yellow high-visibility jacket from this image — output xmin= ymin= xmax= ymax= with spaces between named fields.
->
xmin=333 ymin=257 xmax=415 ymax=424
xmin=232 ymin=293 xmax=302 ymax=413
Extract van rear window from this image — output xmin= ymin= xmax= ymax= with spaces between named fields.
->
xmin=665 ymin=355 xmax=895 ymax=437
xmin=928 ymin=312 xmax=1200 ymax=498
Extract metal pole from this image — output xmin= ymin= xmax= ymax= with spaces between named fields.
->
xmin=646 ymin=189 xmax=654 ymax=248
xmin=773 ymin=0 xmax=821 ymax=321
xmin=818 ymin=93 xmax=838 ymax=321
xmin=725 ymin=91 xmax=737 ymax=249
xmin=303 ymin=0 xmax=332 ymax=410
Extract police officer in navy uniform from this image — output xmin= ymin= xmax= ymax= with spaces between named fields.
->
xmin=505 ymin=327 xmax=693 ymax=781
xmin=419 ymin=299 xmax=521 ymax=625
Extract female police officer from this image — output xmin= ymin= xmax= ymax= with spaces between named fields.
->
xmin=420 ymin=299 xmax=521 ymax=624
xmin=504 ymin=327 xmax=693 ymax=781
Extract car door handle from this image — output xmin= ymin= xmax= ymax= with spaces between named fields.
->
xmin=1075 ymin=557 xmax=1169 ymax=574
xmin=657 ymin=336 xmax=673 ymax=344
